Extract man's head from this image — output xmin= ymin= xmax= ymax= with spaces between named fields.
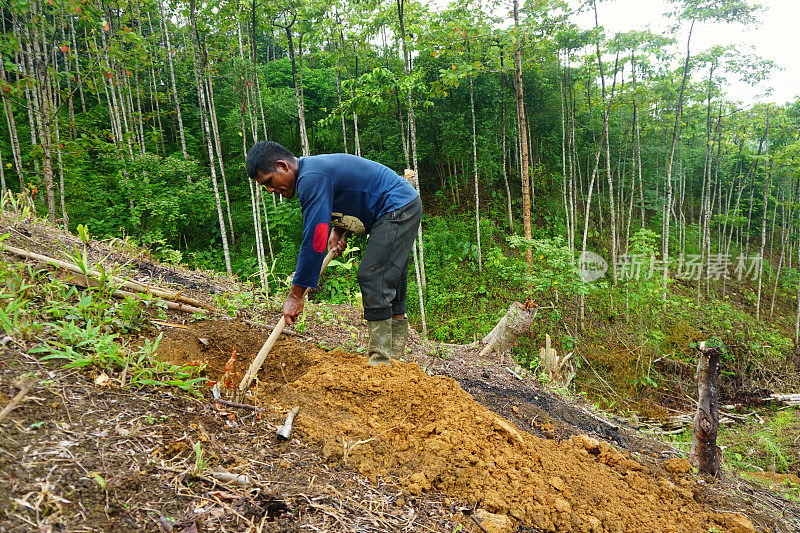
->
xmin=246 ymin=141 xmax=299 ymax=199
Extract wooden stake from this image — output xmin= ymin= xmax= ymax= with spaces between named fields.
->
xmin=689 ymin=343 xmax=722 ymax=477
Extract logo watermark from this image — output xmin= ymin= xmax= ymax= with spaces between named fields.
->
xmin=579 ymin=252 xmax=762 ymax=282
xmin=577 ymin=251 xmax=609 ymax=283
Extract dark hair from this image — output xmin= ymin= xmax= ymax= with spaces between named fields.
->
xmin=245 ymin=141 xmax=296 ymax=179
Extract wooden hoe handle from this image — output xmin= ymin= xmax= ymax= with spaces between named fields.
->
xmin=238 ymin=243 xmax=344 ymax=395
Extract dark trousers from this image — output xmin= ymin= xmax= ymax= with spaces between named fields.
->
xmin=357 ymin=196 xmax=422 ymax=321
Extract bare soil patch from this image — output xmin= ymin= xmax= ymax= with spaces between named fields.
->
xmin=156 ymin=319 xmax=800 ymax=532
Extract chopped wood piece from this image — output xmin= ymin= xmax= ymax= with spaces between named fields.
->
xmin=767 ymin=393 xmax=800 ymax=407
xmin=540 ymin=334 xmax=575 ymax=388
xmin=0 ymin=377 xmax=36 ymax=424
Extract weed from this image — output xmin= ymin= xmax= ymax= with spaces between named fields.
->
xmin=193 ymin=442 xmax=207 ymax=475
xmin=90 ymin=472 xmax=107 ymax=492
xmin=721 ymin=410 xmax=799 ymax=474
xmin=216 ymin=291 xmax=256 ymax=318
xmin=429 ymin=346 xmax=451 ymax=360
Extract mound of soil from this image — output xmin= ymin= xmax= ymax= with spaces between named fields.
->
xmin=160 ymin=320 xmax=754 ymax=532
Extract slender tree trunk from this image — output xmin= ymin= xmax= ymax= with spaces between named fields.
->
xmin=298 ymin=34 xmax=311 ymax=154
xmin=397 ymin=0 xmax=426 ymax=335
xmin=15 ymin=11 xmax=40 ymax=184
xmin=146 ymin=37 xmax=167 ymax=155
xmin=500 ymin=48 xmax=513 ymax=232
xmin=770 ymin=186 xmax=786 ymax=320
xmin=260 ymin=189 xmax=275 ymax=262
xmin=397 ymin=96 xmax=410 ymax=169
xmin=60 ymin=15 xmax=76 ymax=141
xmin=560 ymin=51 xmax=570 ymax=248
xmin=351 ymin=57 xmax=361 ymax=156
xmin=592 ymin=1 xmax=618 ymax=283
xmin=158 ymin=0 xmax=189 ymax=168
xmin=133 ymin=71 xmax=146 ymax=153
xmin=205 ymin=71 xmax=235 ymax=245
xmin=53 ymin=108 xmax=68 ymax=226
xmin=284 ymin=24 xmax=309 ymax=156
xmin=663 ymin=18 xmax=696 ymax=312
xmin=238 ymin=56 xmax=268 ymax=292
xmin=69 ymin=16 xmax=85 ymax=113
xmin=249 ymin=180 xmax=267 ymax=291
xmin=189 ymin=0 xmax=232 ymax=275
xmin=796 ymin=229 xmax=800 ymax=345
xmin=250 ymin=2 xmax=269 ymax=142
xmin=513 ymin=0 xmax=531 ymax=271
xmin=756 ymin=110 xmax=770 ymax=322
xmin=0 ymin=66 xmax=24 ymax=189
xmin=332 ymin=31 xmax=348 ymax=153
xmin=468 ymin=57 xmax=482 ymax=271
xmin=0 ymin=132 xmax=5 ymax=195
xmin=567 ymin=69 xmax=579 ymax=257
xmin=27 ymin=8 xmax=56 ymax=222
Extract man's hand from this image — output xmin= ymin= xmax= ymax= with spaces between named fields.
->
xmin=328 ymin=226 xmax=348 ymax=256
xmin=283 ymin=284 xmax=306 ymax=325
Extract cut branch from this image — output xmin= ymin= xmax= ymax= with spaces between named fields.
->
xmin=0 ymin=377 xmax=36 ymax=424
xmin=2 ymin=245 xmax=217 ymax=313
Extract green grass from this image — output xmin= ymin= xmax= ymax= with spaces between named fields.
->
xmin=0 ymin=238 xmax=206 ymax=396
xmin=721 ymin=409 xmax=800 ymax=475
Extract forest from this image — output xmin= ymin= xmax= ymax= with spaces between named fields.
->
xmin=2 ymin=0 xmax=800 ymax=529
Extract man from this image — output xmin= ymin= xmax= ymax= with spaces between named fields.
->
xmin=245 ymin=141 xmax=422 ymax=366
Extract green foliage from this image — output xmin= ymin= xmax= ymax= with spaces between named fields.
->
xmin=0 ymin=257 xmax=204 ymax=396
xmin=721 ymin=409 xmax=799 ymax=474
xmin=407 ymin=214 xmax=525 ymax=342
xmin=508 ymin=235 xmax=588 ymax=299
xmin=317 ymin=242 xmax=362 ymax=305
xmin=193 ymin=441 xmax=207 ymax=475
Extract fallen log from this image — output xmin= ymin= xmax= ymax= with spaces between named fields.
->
xmin=631 ymin=412 xmax=741 ymax=435
xmin=3 ymin=244 xmax=217 ymax=313
xmin=479 ymin=302 xmax=538 ymax=357
xmin=767 ymin=393 xmax=800 ymax=407
xmin=689 ymin=343 xmax=722 ymax=477
xmin=52 ymin=270 xmax=205 ymax=314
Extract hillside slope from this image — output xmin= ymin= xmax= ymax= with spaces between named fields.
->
xmin=1 ymin=217 xmax=798 ymax=532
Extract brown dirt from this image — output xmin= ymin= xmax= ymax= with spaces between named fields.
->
xmin=0 ymin=342 xmax=458 ymax=532
xmin=157 ymin=320 xmax=778 ymax=532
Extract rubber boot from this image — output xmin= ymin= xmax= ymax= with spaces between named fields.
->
xmin=391 ymin=318 xmax=409 ymax=360
xmin=367 ymin=319 xmax=393 ymax=366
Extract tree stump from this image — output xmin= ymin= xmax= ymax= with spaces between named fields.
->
xmin=688 ymin=343 xmax=722 ymax=477
xmin=479 ymin=302 xmax=537 ymax=357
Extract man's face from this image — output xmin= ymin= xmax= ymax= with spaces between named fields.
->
xmin=254 ymin=161 xmax=295 ymax=199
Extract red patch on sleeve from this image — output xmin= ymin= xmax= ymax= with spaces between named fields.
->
xmin=313 ymin=223 xmax=328 ymax=253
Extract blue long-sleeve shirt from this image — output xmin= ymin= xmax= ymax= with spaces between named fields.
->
xmin=292 ymin=154 xmax=419 ymax=289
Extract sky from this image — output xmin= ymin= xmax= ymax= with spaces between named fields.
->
xmin=570 ymin=0 xmax=800 ymax=105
